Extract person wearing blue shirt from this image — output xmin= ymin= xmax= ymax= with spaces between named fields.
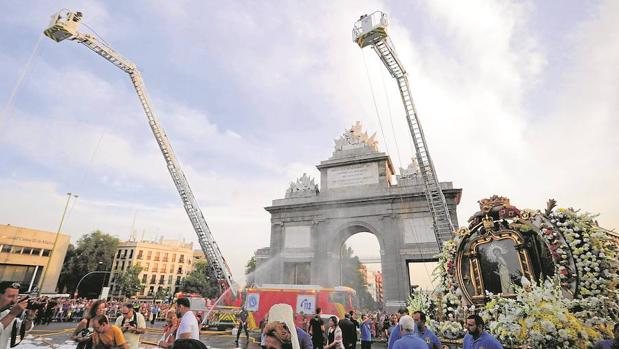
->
xmin=296 ymin=326 xmax=314 ymax=349
xmin=392 ymin=316 xmax=427 ymax=349
xmin=593 ymin=323 xmax=619 ymax=349
xmin=412 ymin=311 xmax=441 ymax=349
xmin=387 ymin=307 xmax=409 ymax=349
xmin=463 ymin=315 xmax=503 ymax=349
xmin=360 ymin=314 xmax=372 ymax=349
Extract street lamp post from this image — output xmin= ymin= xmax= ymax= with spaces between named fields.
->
xmin=39 ymin=192 xmax=78 ymax=294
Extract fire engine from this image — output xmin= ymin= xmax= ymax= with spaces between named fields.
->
xmin=242 ymin=285 xmax=355 ymax=329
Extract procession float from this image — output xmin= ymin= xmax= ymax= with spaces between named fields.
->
xmin=408 ymin=195 xmax=619 ymax=348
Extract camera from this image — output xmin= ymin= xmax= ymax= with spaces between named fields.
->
xmin=26 ymin=299 xmax=44 ymax=312
xmin=121 ymin=319 xmax=137 ymax=332
xmin=78 ymin=327 xmax=93 ymax=339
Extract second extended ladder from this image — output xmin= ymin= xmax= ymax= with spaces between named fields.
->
xmin=353 ymin=12 xmax=454 ymax=247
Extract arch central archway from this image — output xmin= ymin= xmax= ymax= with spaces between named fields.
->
xmin=337 ymin=227 xmax=384 ymax=309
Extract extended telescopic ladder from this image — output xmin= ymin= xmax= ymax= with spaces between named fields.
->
xmin=44 ymin=10 xmax=237 ymax=296
xmin=353 ymin=12 xmax=454 ymax=247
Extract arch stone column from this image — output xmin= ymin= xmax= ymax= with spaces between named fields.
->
xmin=256 ymin=123 xmax=462 ymax=311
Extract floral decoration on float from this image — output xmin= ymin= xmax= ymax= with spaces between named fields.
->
xmin=407 ymin=195 xmax=619 ymax=348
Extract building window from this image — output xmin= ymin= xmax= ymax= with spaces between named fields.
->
xmin=148 ymin=286 xmax=154 ymax=296
xmin=168 ymin=275 xmax=173 ymax=284
xmin=141 ymin=274 xmax=147 ymax=283
xmin=128 ymin=249 xmax=134 ymax=259
xmin=114 ymin=262 xmax=118 ymax=270
xmin=1 ymin=245 xmax=11 ymax=253
xmin=163 ymin=253 xmax=169 ymax=262
xmin=0 ymin=265 xmax=41 ymax=293
xmin=176 ymin=276 xmax=181 ymax=285
xmin=120 ymin=261 xmax=125 ymax=271
xmin=122 ymin=250 xmax=127 ymax=258
xmin=154 ymin=252 xmax=160 ymax=261
xmin=137 ymin=250 xmax=143 ymax=260
xmin=162 ymin=264 xmax=167 ymax=273
xmin=22 ymin=248 xmax=32 ymax=255
xmin=116 ymin=250 xmax=122 ymax=258
xmin=150 ymin=275 xmax=157 ymax=284
xmin=179 ymin=255 xmax=185 ymax=263
xmin=147 ymin=251 xmax=152 ymax=260
xmin=12 ymin=247 xmax=23 ymax=254
xmin=41 ymin=249 xmax=51 ymax=257
xmin=31 ymin=248 xmax=41 ymax=256
xmin=159 ymin=275 xmax=165 ymax=285
xmin=172 ymin=254 xmax=176 ymax=262
xmin=135 ymin=261 xmax=141 ymax=268
xmin=177 ymin=266 xmax=183 ymax=274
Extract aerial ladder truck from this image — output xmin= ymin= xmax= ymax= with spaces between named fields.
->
xmin=43 ymin=10 xmax=237 ymax=297
xmin=352 ymin=12 xmax=455 ymax=248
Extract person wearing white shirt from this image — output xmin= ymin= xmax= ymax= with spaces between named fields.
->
xmin=0 ymin=282 xmax=35 ymax=349
xmin=115 ymin=303 xmax=146 ymax=349
xmin=175 ymin=298 xmax=199 ymax=340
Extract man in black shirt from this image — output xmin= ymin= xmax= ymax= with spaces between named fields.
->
xmin=339 ymin=314 xmax=356 ymax=349
xmin=349 ymin=311 xmax=359 ymax=349
xmin=308 ymin=308 xmax=325 ymax=349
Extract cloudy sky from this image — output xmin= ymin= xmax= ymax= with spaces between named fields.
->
xmin=0 ymin=1 xmax=617 ymax=284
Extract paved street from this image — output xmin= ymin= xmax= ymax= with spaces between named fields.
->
xmin=19 ymin=321 xmax=261 ymax=349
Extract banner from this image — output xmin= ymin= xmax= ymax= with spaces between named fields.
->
xmin=246 ymin=293 xmax=260 ymax=312
xmin=99 ymin=287 xmax=110 ymax=300
xmin=295 ymin=295 xmax=316 ymax=314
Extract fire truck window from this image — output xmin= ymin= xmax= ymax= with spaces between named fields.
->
xmin=329 ymin=292 xmax=347 ymax=305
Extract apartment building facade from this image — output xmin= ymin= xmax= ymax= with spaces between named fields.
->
xmin=108 ymin=239 xmax=195 ymax=298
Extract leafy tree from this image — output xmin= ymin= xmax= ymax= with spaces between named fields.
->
xmin=245 ymin=256 xmax=256 ymax=288
xmin=155 ymin=286 xmax=170 ymax=301
xmin=181 ymin=260 xmax=220 ymax=298
xmin=340 ymin=244 xmax=377 ymax=309
xmin=116 ymin=265 xmax=143 ymax=298
xmin=57 ymin=230 xmax=119 ymax=296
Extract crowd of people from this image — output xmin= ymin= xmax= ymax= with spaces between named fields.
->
xmin=68 ymin=296 xmax=201 ymax=349
xmin=0 ymin=281 xmax=618 ymax=349
xmin=272 ymin=306 xmax=619 ymax=349
xmin=279 ymin=307 xmax=443 ymax=349
xmin=25 ymin=297 xmax=173 ymax=326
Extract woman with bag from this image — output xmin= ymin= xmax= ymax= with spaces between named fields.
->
xmin=72 ymin=300 xmax=107 ymax=349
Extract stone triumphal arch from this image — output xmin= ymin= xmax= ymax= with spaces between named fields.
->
xmin=254 ymin=122 xmax=461 ymax=309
